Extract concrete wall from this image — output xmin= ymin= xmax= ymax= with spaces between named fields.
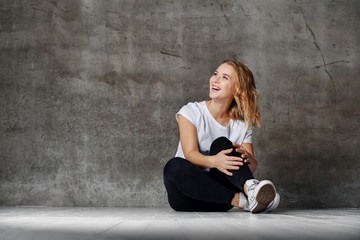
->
xmin=1 ymin=0 xmax=359 ymax=208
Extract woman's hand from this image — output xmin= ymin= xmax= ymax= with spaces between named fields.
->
xmin=233 ymin=143 xmax=258 ymax=173
xmin=212 ymin=148 xmax=244 ymax=176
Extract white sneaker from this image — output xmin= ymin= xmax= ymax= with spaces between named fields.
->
xmin=245 ymin=179 xmax=276 ymax=213
xmin=264 ymin=193 xmax=280 ymax=213
xmin=239 ymin=192 xmax=280 ymax=213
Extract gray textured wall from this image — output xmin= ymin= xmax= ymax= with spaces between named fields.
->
xmin=1 ymin=0 xmax=359 ymax=208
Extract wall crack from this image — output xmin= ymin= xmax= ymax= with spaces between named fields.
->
xmin=312 ymin=60 xmax=350 ymax=69
xmin=300 ymin=8 xmax=337 ymax=104
xmin=159 ymin=48 xmax=182 ymax=59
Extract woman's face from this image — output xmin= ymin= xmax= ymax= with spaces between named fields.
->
xmin=209 ymin=63 xmax=236 ymax=101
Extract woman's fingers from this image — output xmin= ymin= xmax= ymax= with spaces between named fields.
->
xmin=223 ymin=163 xmax=240 ymax=175
xmin=227 ymin=155 xmax=243 ymax=161
xmin=245 ymin=156 xmax=253 ymax=163
xmin=232 ymin=142 xmax=241 ymax=148
xmin=233 ymin=143 xmax=246 ymax=153
xmin=227 ymin=155 xmax=243 ymax=160
xmin=234 ymin=144 xmax=245 ymax=152
xmin=221 ymin=148 xmax=233 ymax=154
xmin=227 ymin=163 xmax=243 ymax=168
xmin=228 ymin=159 xmax=243 ymax=166
xmin=228 ymin=165 xmax=240 ymax=170
xmin=216 ymin=147 xmax=247 ymax=174
xmin=223 ymin=169 xmax=233 ymax=176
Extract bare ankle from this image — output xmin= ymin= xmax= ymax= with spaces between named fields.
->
xmin=243 ymin=183 xmax=248 ymax=196
xmin=231 ymin=192 xmax=240 ymax=208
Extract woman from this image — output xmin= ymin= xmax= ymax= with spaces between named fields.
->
xmin=163 ymin=60 xmax=280 ymax=213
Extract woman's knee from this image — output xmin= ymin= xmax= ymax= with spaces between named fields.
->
xmin=210 ymin=136 xmax=233 ymax=155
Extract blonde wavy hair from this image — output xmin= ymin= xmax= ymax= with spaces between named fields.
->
xmin=223 ymin=60 xmax=261 ymax=128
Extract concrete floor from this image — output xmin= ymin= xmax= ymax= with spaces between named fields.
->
xmin=0 ymin=207 xmax=359 ymax=240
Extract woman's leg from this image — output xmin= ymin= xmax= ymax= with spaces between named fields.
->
xmin=163 ymin=157 xmax=234 ymax=212
xmin=209 ymin=137 xmax=277 ymax=213
xmin=209 ymin=136 xmax=255 ymax=194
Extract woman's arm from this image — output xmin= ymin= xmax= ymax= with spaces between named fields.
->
xmin=178 ymin=115 xmax=243 ymax=176
xmin=233 ymin=142 xmax=258 ymax=173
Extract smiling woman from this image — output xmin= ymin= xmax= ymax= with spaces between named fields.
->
xmin=163 ymin=60 xmax=280 ymax=213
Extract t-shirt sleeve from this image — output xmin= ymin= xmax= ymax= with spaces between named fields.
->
xmin=175 ymin=102 xmax=199 ymax=128
xmin=243 ymin=128 xmax=253 ymax=144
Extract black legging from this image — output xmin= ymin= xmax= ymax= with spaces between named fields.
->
xmin=163 ymin=136 xmax=254 ymax=212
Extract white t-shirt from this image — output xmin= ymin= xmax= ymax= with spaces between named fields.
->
xmin=175 ymin=101 xmax=253 ymax=158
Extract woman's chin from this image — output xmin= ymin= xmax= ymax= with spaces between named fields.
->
xmin=209 ymin=91 xmax=220 ymax=99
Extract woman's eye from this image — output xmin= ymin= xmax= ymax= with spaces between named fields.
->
xmin=213 ymin=72 xmax=217 ymax=76
xmin=223 ymin=76 xmax=228 ymax=80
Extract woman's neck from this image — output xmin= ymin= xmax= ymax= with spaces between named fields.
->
xmin=206 ymin=99 xmax=232 ymax=126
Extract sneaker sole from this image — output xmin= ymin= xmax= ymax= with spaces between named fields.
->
xmin=252 ymin=183 xmax=276 ymax=213
xmin=264 ymin=193 xmax=280 ymax=213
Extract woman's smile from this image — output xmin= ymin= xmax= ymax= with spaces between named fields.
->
xmin=211 ymin=84 xmax=221 ymax=91
xmin=209 ymin=63 xmax=236 ymax=100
